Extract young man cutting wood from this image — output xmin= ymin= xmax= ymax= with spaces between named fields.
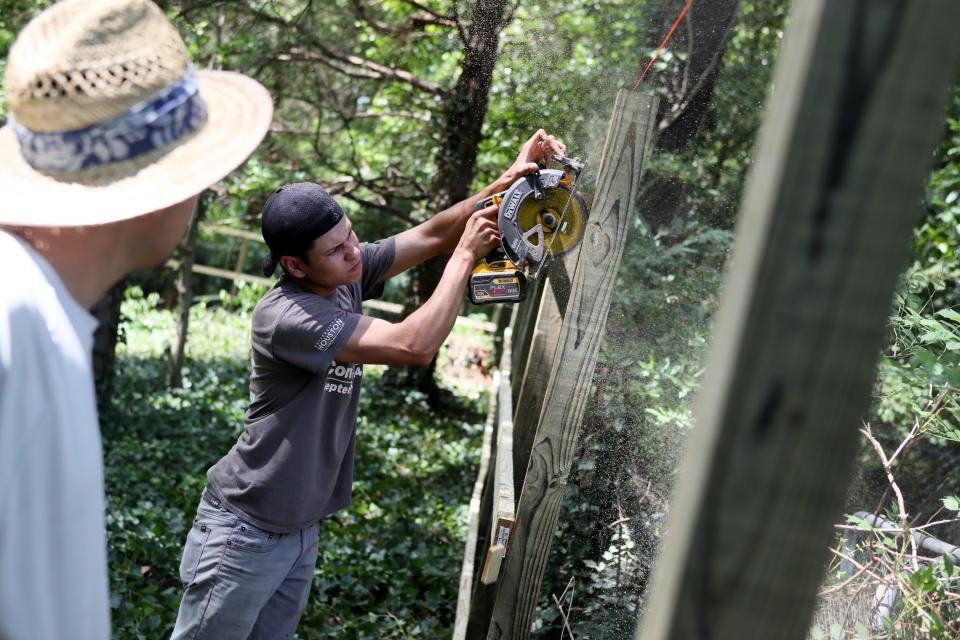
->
xmin=172 ymin=130 xmax=566 ymax=638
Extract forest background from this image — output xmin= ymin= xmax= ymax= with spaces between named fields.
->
xmin=1 ymin=0 xmax=958 ymax=638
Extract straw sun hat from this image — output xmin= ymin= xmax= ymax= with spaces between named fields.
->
xmin=0 ymin=0 xmax=273 ymax=227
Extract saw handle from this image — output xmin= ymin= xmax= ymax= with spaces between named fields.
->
xmin=466 ymin=192 xmax=526 ymax=304
xmin=473 ymin=192 xmax=506 ymax=263
xmin=475 ymin=192 xmax=504 ymax=212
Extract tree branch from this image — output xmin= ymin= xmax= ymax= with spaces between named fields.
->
xmin=397 ymin=0 xmax=459 ymax=28
xmin=450 ymin=1 xmax=469 ymax=46
xmin=349 ymin=0 xmax=458 ymax=37
xmin=275 ymin=47 xmax=444 ymax=95
xmin=242 ymin=6 xmax=446 ymax=96
xmin=356 ymin=110 xmax=432 ymax=122
xmin=398 ymin=0 xmax=451 ymax=22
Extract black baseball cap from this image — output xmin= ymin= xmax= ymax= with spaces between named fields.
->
xmin=260 ymin=182 xmax=344 ymax=276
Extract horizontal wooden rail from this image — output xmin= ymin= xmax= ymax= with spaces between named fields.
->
xmin=164 ymin=260 xmax=496 ymax=331
xmin=198 ymin=222 xmax=263 ymax=242
xmin=166 ymin=259 xmax=271 ymax=287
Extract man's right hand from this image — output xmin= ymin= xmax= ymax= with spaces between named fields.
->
xmin=456 ymin=203 xmax=501 ymax=260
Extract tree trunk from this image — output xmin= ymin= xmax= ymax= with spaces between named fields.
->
xmin=393 ymin=0 xmax=511 ymax=399
xmin=639 ymin=0 xmax=742 ymax=233
xmin=166 ymin=192 xmax=208 ymax=388
xmin=92 ymin=280 xmax=125 ymax=412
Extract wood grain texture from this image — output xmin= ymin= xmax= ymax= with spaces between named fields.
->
xmin=637 ymin=2 xmax=960 ymax=639
xmin=482 ymin=333 xmax=517 ymax=584
xmin=487 ymin=90 xmax=659 ymax=639
xmin=511 ymin=278 xmax=563 ymax=499
xmin=511 ymin=277 xmax=546 ymax=401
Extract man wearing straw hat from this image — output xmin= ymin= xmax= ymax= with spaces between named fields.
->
xmin=0 ymin=1 xmax=272 ymax=638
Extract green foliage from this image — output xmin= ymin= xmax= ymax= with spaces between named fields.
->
xmin=813 ymin=84 xmax=960 ymax=640
xmin=4 ymin=0 xmax=959 ymax=636
xmin=219 ymin=279 xmax=270 ymax=315
xmin=869 ymin=82 xmax=960 ymax=489
xmin=101 ymin=294 xmax=487 ymax=638
xmin=101 ymin=291 xmax=252 ymax=637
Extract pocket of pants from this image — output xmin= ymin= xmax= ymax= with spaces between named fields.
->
xmin=179 ymin=520 xmax=214 ymax=588
xmin=196 ymin=499 xmax=237 ymax=526
xmin=227 ymin=519 xmax=282 ymax=553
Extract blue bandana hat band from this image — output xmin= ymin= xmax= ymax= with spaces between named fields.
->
xmin=9 ymin=67 xmax=208 ymax=173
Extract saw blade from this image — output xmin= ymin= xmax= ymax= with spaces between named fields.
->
xmin=517 ymin=187 xmax=586 ymax=256
xmin=530 ymin=160 xmax=588 ymax=279
xmin=498 ymin=168 xmax=588 ymax=272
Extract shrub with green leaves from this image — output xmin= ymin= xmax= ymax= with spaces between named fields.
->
xmin=101 ymin=289 xmax=488 ymax=638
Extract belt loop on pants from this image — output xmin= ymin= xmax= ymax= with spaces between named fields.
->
xmin=201 ymin=486 xmax=223 ymax=510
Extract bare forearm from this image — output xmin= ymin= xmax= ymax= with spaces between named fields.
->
xmin=408 ymin=129 xmax=562 ymax=258
xmin=399 ymin=248 xmax=475 ymax=358
xmin=340 ymin=207 xmax=498 ymax=366
xmin=428 ymin=179 xmax=510 ymax=253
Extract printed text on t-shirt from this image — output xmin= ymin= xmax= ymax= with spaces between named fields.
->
xmin=324 ymin=361 xmax=362 ymax=395
xmin=315 ymin=318 xmax=345 ymax=351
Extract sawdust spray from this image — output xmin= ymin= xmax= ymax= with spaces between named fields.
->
xmin=483 ymin=4 xmax=721 ymax=637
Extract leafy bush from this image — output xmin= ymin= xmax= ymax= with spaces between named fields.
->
xmin=101 ymin=290 xmax=489 ymax=638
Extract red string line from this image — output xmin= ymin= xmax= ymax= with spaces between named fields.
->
xmin=632 ymin=0 xmax=694 ymax=90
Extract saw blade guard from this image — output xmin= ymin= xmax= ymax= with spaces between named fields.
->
xmin=498 ymin=169 xmax=588 ymax=269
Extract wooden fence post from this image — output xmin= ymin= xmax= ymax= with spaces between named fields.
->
xmin=637 ymin=2 xmax=960 ymax=639
xmin=510 ymin=276 xmax=547 ymax=401
xmin=484 ymin=89 xmax=658 ymax=639
xmin=510 ymin=276 xmax=564 ymax=498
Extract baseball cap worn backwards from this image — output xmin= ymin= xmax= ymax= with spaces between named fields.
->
xmin=261 ymin=182 xmax=345 ymax=276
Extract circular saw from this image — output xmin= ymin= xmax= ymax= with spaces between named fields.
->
xmin=468 ymin=155 xmax=589 ymax=305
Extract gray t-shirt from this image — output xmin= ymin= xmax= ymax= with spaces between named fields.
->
xmin=207 ymin=237 xmax=396 ymax=533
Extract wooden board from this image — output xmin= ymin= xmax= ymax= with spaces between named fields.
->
xmin=166 ymin=259 xmax=272 ymax=287
xmin=510 ymin=276 xmax=563 ymax=499
xmin=198 ymin=222 xmax=264 ymax=242
xmin=637 ymin=2 xmax=960 ymax=639
xmin=481 ymin=332 xmax=517 ymax=584
xmin=510 ymin=276 xmax=547 ymax=402
xmin=485 ymin=89 xmax=659 ymax=639
xmin=480 ymin=544 xmax=506 ymax=585
xmin=164 ymin=260 xmax=494 ymax=330
xmin=467 ymin=321 xmax=515 ymax=637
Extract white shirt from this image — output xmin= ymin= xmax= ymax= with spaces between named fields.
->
xmin=0 ymin=231 xmax=110 ymax=639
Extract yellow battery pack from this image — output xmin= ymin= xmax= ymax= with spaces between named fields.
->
xmin=468 ymin=258 xmax=526 ymax=305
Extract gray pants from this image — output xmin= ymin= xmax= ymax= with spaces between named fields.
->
xmin=171 ymin=491 xmax=319 ymax=639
